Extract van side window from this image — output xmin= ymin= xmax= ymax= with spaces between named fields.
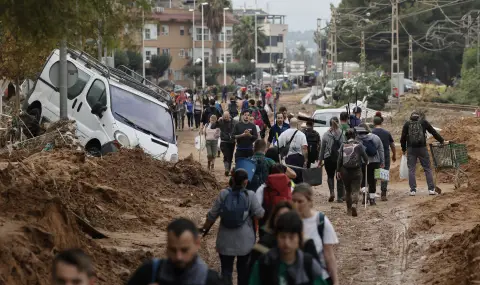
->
xmin=314 ymin=113 xmax=330 ymax=127
xmin=86 ymin=80 xmax=107 ymax=108
xmin=68 ymin=65 xmax=91 ymax=99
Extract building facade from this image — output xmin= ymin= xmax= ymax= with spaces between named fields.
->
xmin=141 ymin=5 xmax=237 ymax=87
xmin=233 ymin=9 xmax=288 ymax=74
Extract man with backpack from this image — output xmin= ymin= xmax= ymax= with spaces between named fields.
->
xmin=400 ymin=111 xmax=444 ymax=196
xmin=256 ymin=100 xmax=271 ymax=139
xmin=128 ymin=218 xmax=222 ymax=285
xmin=356 ymin=124 xmax=385 ymax=205
xmin=201 ymin=99 xmax=222 ymax=126
xmin=303 ymin=121 xmax=321 ymax=168
xmin=278 ymin=118 xmax=309 ymax=184
xmin=247 ymin=139 xmax=275 ymax=192
xmin=228 ymin=96 xmax=239 ymax=119
xmin=219 ymin=112 xmax=237 ymax=176
xmin=349 ymin=106 xmax=362 ymax=128
xmin=233 ymin=110 xmax=258 ymax=160
xmin=267 ymin=113 xmax=290 ymax=148
xmin=372 ymin=115 xmax=396 ymax=201
xmin=319 ymin=117 xmax=345 ymax=203
xmin=201 ymin=169 xmax=265 ymax=285
xmin=337 ymin=129 xmax=369 ymax=217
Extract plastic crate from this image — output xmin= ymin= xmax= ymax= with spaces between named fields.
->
xmin=430 ymin=143 xmax=468 ymax=169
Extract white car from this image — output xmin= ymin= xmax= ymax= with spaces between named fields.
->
xmin=27 ymin=49 xmax=178 ymax=162
xmin=312 ymin=108 xmax=347 ymax=138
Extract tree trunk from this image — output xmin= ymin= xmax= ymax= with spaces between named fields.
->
xmin=211 ymin=33 xmax=218 ymax=67
xmin=14 ymin=78 xmax=21 ymax=116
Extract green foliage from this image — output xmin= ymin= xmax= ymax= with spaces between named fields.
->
xmin=226 ymin=60 xmax=255 ymax=83
xmin=149 ymin=54 xmax=172 ymax=81
xmin=462 ymin=48 xmax=478 ymax=72
xmin=231 ymin=17 xmax=267 ymax=61
xmin=126 ymin=51 xmax=143 ymax=72
xmin=114 ymin=50 xmax=129 ymax=68
xmin=337 ymin=74 xmax=390 ymax=110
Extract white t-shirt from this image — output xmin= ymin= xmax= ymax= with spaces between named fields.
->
xmin=278 ymin=128 xmax=308 ymax=156
xmin=303 ymin=211 xmax=339 ymax=277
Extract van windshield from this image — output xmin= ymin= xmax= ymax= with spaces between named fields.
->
xmin=313 ymin=112 xmax=339 ymax=127
xmin=110 ymin=85 xmax=174 ymax=143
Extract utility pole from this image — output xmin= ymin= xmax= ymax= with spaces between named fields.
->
xmin=328 ymin=7 xmax=337 ymax=83
xmin=59 ymin=39 xmax=68 ymax=120
xmin=317 ymin=18 xmax=322 ymax=95
xmin=360 ymin=31 xmax=365 ymax=74
xmin=467 ymin=14 xmax=472 ymax=48
xmin=391 ymin=0 xmax=400 ymax=109
xmin=409 ymin=35 xmax=413 ymax=80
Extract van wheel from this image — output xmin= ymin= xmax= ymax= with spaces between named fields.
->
xmin=27 ymin=107 xmax=41 ymax=123
xmin=85 ymin=141 xmax=102 ymax=157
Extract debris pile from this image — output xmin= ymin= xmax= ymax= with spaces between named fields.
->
xmin=0 ymin=147 xmax=221 ymax=284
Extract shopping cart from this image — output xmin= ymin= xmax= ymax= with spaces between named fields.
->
xmin=429 ymin=142 xmax=469 ymax=189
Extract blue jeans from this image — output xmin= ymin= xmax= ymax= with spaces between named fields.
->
xmin=219 ymin=254 xmax=250 ymax=285
xmin=381 ymin=153 xmax=391 ymax=192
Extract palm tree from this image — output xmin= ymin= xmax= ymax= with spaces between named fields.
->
xmin=203 ymin=0 xmax=231 ymax=67
xmin=231 ymin=16 xmax=267 ymax=61
xmin=297 ymin=45 xmax=307 ymax=62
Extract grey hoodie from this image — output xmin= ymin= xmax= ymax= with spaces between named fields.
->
xmin=319 ymin=129 xmax=344 ymax=161
xmin=357 ymin=133 xmax=385 ymax=165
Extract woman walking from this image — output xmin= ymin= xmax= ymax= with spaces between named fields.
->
xmin=201 ymin=169 xmax=264 ymax=285
xmin=186 ymin=97 xmax=194 ymax=130
xmin=292 ymin=183 xmax=339 ymax=285
xmin=202 ymin=114 xmax=221 ymax=171
xmin=319 ymin=117 xmax=345 ymax=203
xmin=194 ymin=97 xmax=203 ymax=130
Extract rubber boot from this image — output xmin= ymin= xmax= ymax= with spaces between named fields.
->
xmin=327 ymin=177 xmax=335 ymax=202
xmin=224 ymin=162 xmax=230 ymax=176
xmin=207 ymin=159 xmax=211 ymax=171
xmin=211 ymin=161 xmax=215 ymax=171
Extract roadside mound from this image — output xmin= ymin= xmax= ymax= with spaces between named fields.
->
xmin=0 ymin=148 xmax=220 ymax=284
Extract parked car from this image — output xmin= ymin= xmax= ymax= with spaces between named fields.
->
xmin=404 ymin=79 xmax=420 ymax=94
xmin=27 ymin=49 xmax=178 ymax=162
xmin=312 ymin=108 xmax=346 ymax=138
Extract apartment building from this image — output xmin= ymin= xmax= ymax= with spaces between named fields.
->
xmin=233 ymin=9 xmax=288 ymax=74
xmin=141 ymin=6 xmax=237 ymax=87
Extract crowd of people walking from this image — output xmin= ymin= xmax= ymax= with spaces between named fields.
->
xmin=50 ymin=86 xmax=447 ymax=285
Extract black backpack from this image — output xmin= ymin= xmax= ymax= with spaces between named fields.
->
xmin=229 ymin=101 xmax=238 ymax=117
xmin=408 ymin=120 xmax=426 ymax=146
xmin=304 ymin=129 xmax=320 ymax=162
xmin=329 ymin=131 xmax=343 ymax=163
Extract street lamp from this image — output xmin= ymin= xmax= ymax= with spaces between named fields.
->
xmin=254 ymin=12 xmax=260 ymax=87
xmin=189 ymin=7 xmax=196 ymax=89
xmin=223 ymin=7 xmax=229 ymax=87
xmin=219 ymin=59 xmax=224 ymax=64
xmin=201 ymin=2 xmax=209 ymax=90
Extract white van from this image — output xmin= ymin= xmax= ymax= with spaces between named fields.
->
xmin=27 ymin=49 xmax=178 ymax=162
xmin=312 ymin=108 xmax=346 ymax=138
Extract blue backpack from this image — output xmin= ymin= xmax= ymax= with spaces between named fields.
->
xmin=362 ymin=138 xmax=377 ymax=157
xmin=220 ymin=189 xmax=250 ymax=229
xmin=247 ymin=156 xmax=269 ymax=192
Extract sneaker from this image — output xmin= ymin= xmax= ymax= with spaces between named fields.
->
xmin=369 ymin=198 xmax=376 ymax=205
xmin=429 ymin=190 xmax=438 ymax=195
xmin=409 ymin=190 xmax=416 ymax=196
xmin=351 ymin=206 xmax=358 ymax=217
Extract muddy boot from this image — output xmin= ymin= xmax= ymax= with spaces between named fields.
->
xmin=347 ymin=207 xmax=352 ymax=216
xmin=369 ymin=193 xmax=376 ymax=205
xmin=211 ymin=161 xmax=215 ymax=170
xmin=207 ymin=159 xmax=211 ymax=171
xmin=351 ymin=205 xmax=358 ymax=217
xmin=328 ymin=177 xmax=335 ymax=202
xmin=381 ymin=191 xmax=388 ymax=201
xmin=224 ymin=162 xmax=230 ymax=176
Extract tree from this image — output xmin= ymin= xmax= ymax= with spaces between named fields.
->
xmin=226 ymin=60 xmax=255 ymax=84
xmin=231 ymin=16 xmax=267 ymax=61
xmin=182 ymin=59 xmax=202 ymax=86
xmin=149 ymin=54 xmax=172 ymax=83
xmin=203 ymin=0 xmax=231 ymax=66
xmin=296 ymin=45 xmax=307 ymax=62
xmin=114 ymin=50 xmax=129 ymax=68
xmin=126 ymin=51 xmax=143 ymax=72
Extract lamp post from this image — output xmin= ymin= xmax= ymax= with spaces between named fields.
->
xmin=189 ymin=7 xmax=196 ymax=89
xmin=142 ymin=9 xmax=145 ymax=78
xmin=223 ymin=7 xmax=229 ymax=87
xmin=201 ymin=2 xmax=208 ymax=90
xmin=254 ymin=12 xmax=258 ymax=87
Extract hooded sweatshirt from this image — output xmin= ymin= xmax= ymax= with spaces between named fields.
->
xmin=319 ymin=129 xmax=344 ymax=161
xmin=357 ymin=133 xmax=385 ymax=165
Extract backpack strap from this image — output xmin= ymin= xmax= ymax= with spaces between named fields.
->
xmin=151 ymin=258 xmax=162 ymax=283
xmin=317 ymin=212 xmax=325 ymax=242
xmin=304 ymin=253 xmax=314 ymax=285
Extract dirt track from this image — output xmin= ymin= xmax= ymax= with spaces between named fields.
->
xmin=1 ymin=92 xmax=480 ymax=284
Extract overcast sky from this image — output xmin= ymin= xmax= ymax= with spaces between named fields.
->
xmin=231 ymin=0 xmax=341 ymax=32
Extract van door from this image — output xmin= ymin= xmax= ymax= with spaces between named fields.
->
xmin=71 ymin=78 xmax=114 ymax=146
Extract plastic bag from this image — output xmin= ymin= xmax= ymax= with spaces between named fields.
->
xmin=264 ymin=104 xmax=271 ymax=114
xmin=195 ymin=135 xmax=206 ymax=150
xmin=400 ymin=155 xmax=408 ymax=180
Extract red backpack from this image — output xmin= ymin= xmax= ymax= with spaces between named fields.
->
xmin=253 ymin=109 xmax=265 ymax=130
xmin=263 ymin=173 xmax=292 ymax=216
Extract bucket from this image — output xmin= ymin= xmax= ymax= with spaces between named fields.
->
xmin=235 ymin=158 xmax=257 ymax=181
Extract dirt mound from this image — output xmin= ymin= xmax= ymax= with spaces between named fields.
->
xmin=420 ymin=224 xmax=480 ymax=285
xmin=0 ymin=148 xmax=221 ymax=284
xmin=440 ymin=117 xmax=480 ymax=151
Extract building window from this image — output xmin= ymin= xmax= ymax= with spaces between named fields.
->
xmin=226 ymin=54 xmax=232 ymax=63
xmin=196 ymin=28 xmax=209 ymax=41
xmin=145 ymin=28 xmax=151 ymax=40
xmin=226 ymin=29 xmax=232 ymax=41
xmin=179 ymin=49 xmax=185 ymax=58
xmin=162 ymin=49 xmax=170 ymax=55
xmin=174 ymin=71 xmax=182 ymax=81
xmin=180 ymin=26 xmax=185 ymax=36
xmin=204 ymin=52 xmax=210 ymax=65
xmin=161 ymin=25 xmax=169 ymax=36
xmin=146 ymin=51 xmax=151 ymax=61
xmin=278 ymin=35 xmax=283 ymax=42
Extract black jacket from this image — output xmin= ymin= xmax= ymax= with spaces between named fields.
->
xmin=127 ymin=257 xmax=222 ymax=285
xmin=201 ymin=106 xmax=221 ymax=125
xmin=218 ymin=118 xmax=236 ymax=143
xmin=400 ymin=118 xmax=444 ymax=151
